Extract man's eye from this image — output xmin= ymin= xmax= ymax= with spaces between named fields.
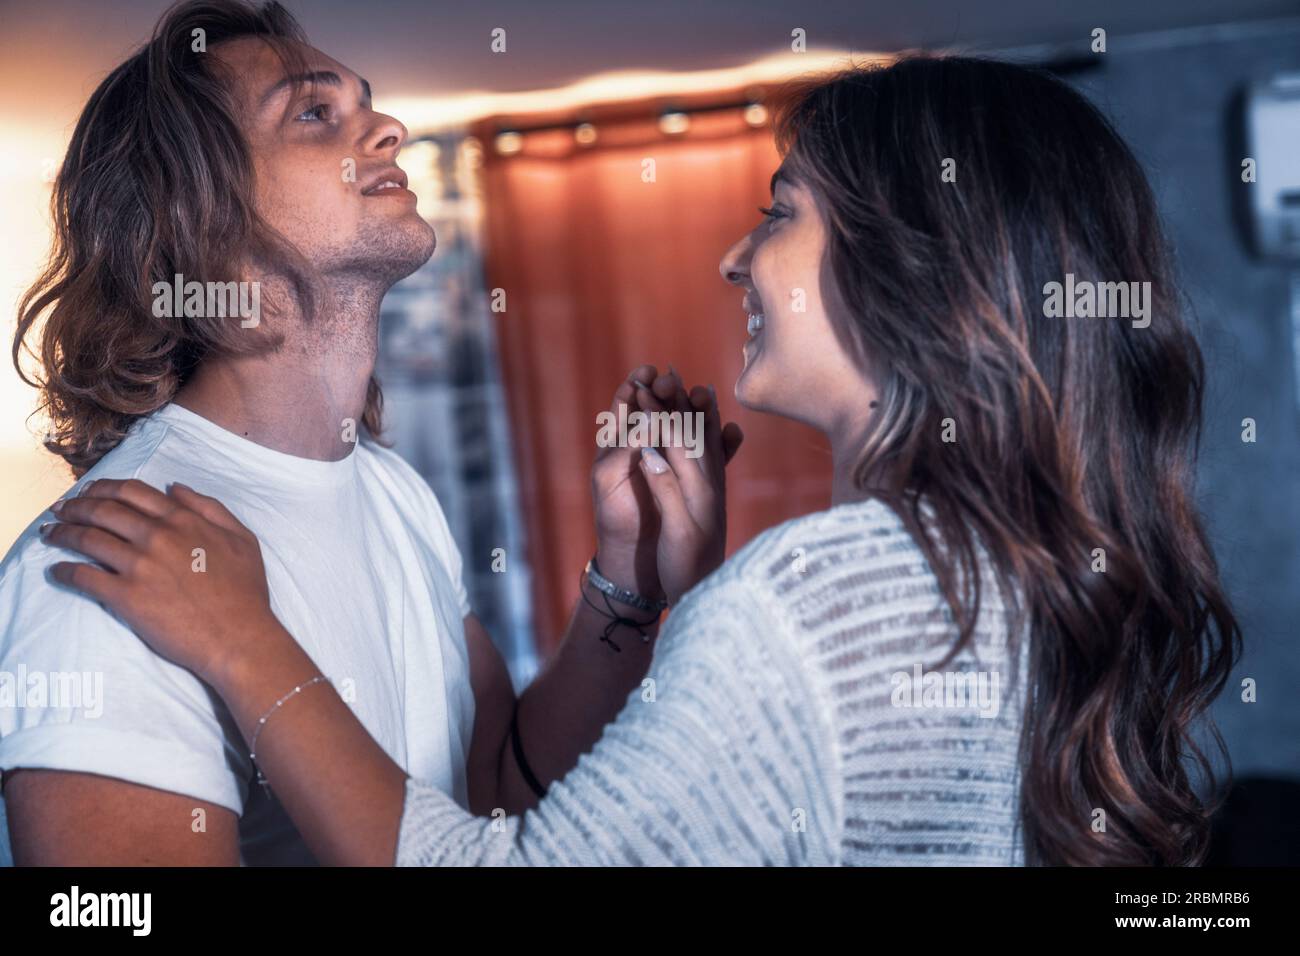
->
xmin=295 ymin=103 xmax=331 ymax=123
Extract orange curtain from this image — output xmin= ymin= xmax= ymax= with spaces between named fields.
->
xmin=474 ymin=99 xmax=832 ymax=652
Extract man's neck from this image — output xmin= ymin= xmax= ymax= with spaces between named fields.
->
xmin=173 ymin=280 xmax=382 ymax=461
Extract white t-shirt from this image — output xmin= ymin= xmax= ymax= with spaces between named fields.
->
xmin=0 ymin=402 xmax=476 ymax=865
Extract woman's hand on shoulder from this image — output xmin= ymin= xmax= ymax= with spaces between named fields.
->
xmin=44 ymin=478 xmax=277 ymax=684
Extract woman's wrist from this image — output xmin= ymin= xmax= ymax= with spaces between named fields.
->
xmin=204 ymin=613 xmax=313 ymax=708
xmin=591 ymin=544 xmax=665 ymax=609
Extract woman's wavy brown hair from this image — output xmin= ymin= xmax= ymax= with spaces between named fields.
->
xmin=14 ymin=0 xmax=385 ymax=477
xmin=775 ymin=56 xmax=1241 ymax=865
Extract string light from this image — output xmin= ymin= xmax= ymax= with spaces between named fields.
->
xmin=493 ymin=98 xmax=771 ymax=154
xmin=658 ymin=110 xmax=689 ymax=135
xmin=494 ymin=130 xmax=523 ymax=155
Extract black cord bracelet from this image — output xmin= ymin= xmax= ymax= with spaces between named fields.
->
xmin=510 ymin=700 xmax=548 ymax=800
xmin=578 ymin=568 xmax=661 ymax=652
xmin=510 ymin=566 xmax=663 ymax=803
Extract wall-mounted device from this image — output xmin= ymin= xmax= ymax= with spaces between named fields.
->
xmin=1243 ymin=72 xmax=1300 ymax=416
xmin=1245 ymin=73 xmax=1300 ymax=260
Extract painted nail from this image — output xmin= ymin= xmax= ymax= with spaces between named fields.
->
xmin=50 ymin=499 xmax=65 ymax=514
xmin=640 ymin=447 xmax=670 ymax=475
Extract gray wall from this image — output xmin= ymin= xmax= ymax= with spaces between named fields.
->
xmin=1023 ymin=20 xmax=1300 ymax=782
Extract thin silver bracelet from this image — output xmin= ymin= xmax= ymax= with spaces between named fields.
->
xmin=585 ymin=555 xmax=668 ymax=614
xmin=249 ymin=675 xmax=332 ymax=788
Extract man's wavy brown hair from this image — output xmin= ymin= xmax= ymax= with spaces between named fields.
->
xmin=14 ymin=0 xmax=385 ymax=477
xmin=776 ymin=56 xmax=1242 ymax=865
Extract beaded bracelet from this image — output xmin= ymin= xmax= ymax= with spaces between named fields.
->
xmin=249 ymin=675 xmax=333 ymax=788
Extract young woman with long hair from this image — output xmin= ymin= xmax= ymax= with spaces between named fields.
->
xmin=42 ymin=54 xmax=1241 ymax=866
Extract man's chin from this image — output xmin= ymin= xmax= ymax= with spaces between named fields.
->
xmin=357 ymin=217 xmax=437 ymax=285
xmin=395 ymin=218 xmax=438 ymax=276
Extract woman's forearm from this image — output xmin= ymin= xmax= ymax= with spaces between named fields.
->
xmin=216 ymin=584 xmax=660 ymax=862
xmin=209 ymin=618 xmax=408 ymax=866
xmin=502 ymin=550 xmax=660 ymax=808
xmin=224 ymin=563 xmax=664 ymax=844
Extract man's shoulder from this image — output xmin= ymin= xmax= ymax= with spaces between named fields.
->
xmin=0 ymin=411 xmax=279 ymax=821
xmin=354 ymin=440 xmax=467 ymax=605
xmin=355 ymin=440 xmax=451 ymax=528
xmin=358 ymin=439 xmax=432 ymax=495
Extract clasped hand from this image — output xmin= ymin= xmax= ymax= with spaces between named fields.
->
xmin=590 ymin=364 xmax=743 ymax=610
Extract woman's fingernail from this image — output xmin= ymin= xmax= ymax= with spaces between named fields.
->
xmin=640 ymin=447 xmax=670 ymax=475
xmin=39 ymin=522 xmax=54 ymax=537
xmin=50 ymin=500 xmax=65 ymax=515
xmin=633 ymin=379 xmax=649 ymax=390
xmin=80 ymin=479 xmax=96 ymax=495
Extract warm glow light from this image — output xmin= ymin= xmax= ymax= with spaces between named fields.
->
xmin=0 ymin=122 xmax=78 ymax=546
xmin=0 ymin=122 xmax=63 ymax=452
xmin=574 ymin=122 xmax=598 ymax=146
xmin=744 ymin=102 xmax=769 ymax=126
xmin=378 ymin=50 xmax=892 ymax=133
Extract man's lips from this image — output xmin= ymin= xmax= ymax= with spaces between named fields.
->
xmin=363 ymin=186 xmax=417 ymax=201
xmin=361 ymin=168 xmax=411 ymax=196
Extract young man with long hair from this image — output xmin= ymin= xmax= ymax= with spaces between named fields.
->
xmin=1 ymin=0 xmax=735 ymax=865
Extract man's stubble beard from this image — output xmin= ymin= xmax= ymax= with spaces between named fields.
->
xmin=288 ymin=214 xmax=437 ymax=360
xmin=319 ymin=212 xmax=437 ymax=288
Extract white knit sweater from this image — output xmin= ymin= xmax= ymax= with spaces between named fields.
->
xmin=397 ymin=496 xmax=1028 ymax=866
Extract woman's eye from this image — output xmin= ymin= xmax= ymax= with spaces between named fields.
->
xmin=758 ymin=205 xmax=788 ymax=223
xmin=295 ymin=103 xmax=331 ymax=123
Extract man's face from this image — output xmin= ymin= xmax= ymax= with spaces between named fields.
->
xmin=213 ymin=38 xmax=435 ymax=289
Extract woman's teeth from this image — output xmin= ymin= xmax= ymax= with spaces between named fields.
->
xmin=747 ymin=313 xmax=765 ymax=337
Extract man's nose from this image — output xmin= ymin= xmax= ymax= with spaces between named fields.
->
xmin=366 ymin=113 xmax=408 ymax=154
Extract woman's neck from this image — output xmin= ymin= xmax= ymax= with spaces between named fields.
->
xmin=829 ymin=424 xmax=875 ymax=508
xmin=826 ymin=396 xmax=900 ymax=506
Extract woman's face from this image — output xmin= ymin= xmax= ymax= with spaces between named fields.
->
xmin=719 ymin=171 xmax=878 ymax=435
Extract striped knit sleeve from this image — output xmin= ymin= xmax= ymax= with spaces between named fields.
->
xmin=394 ymin=575 xmax=842 ymax=866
